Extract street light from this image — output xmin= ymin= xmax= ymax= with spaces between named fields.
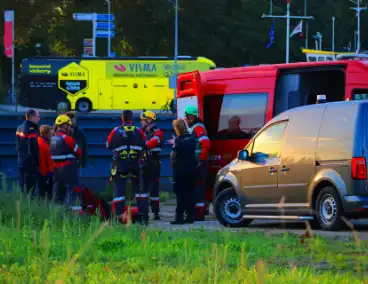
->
xmin=169 ymin=0 xmax=179 ymax=111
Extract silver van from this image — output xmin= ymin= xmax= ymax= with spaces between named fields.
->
xmin=213 ymin=101 xmax=368 ymax=231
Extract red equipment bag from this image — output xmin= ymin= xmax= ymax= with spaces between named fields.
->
xmin=122 ymin=206 xmax=140 ymax=224
xmin=80 ymin=186 xmax=111 ymax=220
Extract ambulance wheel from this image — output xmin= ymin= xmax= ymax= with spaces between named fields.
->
xmin=76 ymin=99 xmax=92 ymax=113
xmin=56 ymin=100 xmax=70 ymax=113
xmin=214 ymin=188 xmax=251 ymax=228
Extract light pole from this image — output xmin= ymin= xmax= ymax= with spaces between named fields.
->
xmin=332 ymin=17 xmax=335 ymax=52
xmin=106 ymin=0 xmax=111 ymax=57
xmin=173 ymin=0 xmax=179 ymax=110
xmin=350 ymin=0 xmax=367 ymax=53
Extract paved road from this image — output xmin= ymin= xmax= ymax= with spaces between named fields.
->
xmin=155 ymin=204 xmax=368 ymax=240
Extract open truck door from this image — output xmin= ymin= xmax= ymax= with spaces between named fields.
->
xmin=177 ymin=70 xmax=202 ymax=119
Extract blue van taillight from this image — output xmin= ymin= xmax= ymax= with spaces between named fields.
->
xmin=352 ymin=157 xmax=367 ymax=180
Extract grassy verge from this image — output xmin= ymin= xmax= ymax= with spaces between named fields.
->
xmin=0 ymin=181 xmax=367 ymax=282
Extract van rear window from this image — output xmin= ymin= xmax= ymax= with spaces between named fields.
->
xmin=204 ymin=93 xmax=268 ymax=140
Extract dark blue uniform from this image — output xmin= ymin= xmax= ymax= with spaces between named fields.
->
xmin=106 ymin=124 xmax=147 ymax=218
xmin=171 ymin=133 xmax=197 ymax=221
xmin=16 ymin=120 xmax=39 ymax=193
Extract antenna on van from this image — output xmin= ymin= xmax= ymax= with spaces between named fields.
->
xmin=316 ymin=94 xmax=327 ymax=104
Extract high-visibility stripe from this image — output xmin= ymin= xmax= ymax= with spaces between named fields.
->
xmin=195 ymin=203 xmax=205 ymax=207
xmin=150 ymin=197 xmax=160 ymax=201
xmin=61 ymin=134 xmax=66 ymax=139
xmin=198 ymin=136 xmax=209 ymax=142
xmin=135 ymin=193 xmax=149 ymax=199
xmin=114 ymin=145 xmax=143 ymax=152
xmin=73 ymin=144 xmax=79 ymax=152
xmin=130 ymin=145 xmax=143 ymax=151
xmin=51 ymin=154 xmax=75 ymax=160
xmin=113 ymin=196 xmax=125 ymax=202
xmin=151 ymin=148 xmax=162 ymax=152
xmin=114 ymin=145 xmax=127 ymax=152
xmin=152 ymin=136 xmax=161 ymax=143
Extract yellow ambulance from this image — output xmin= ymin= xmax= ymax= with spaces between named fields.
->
xmin=20 ymin=56 xmax=216 ymax=112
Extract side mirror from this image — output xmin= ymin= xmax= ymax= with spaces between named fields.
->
xmin=237 ymin=150 xmax=249 ymax=161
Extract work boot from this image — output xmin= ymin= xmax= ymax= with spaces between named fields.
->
xmin=184 ymin=210 xmax=195 ymax=224
xmin=196 ymin=216 xmax=205 ymax=222
xmin=170 ymin=215 xmax=184 ymax=225
xmin=204 ymin=207 xmax=210 ymax=216
xmin=153 ymin=214 xmax=161 ymax=221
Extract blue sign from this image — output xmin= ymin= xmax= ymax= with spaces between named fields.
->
xmin=73 ymin=13 xmax=95 ymax=21
xmin=109 ymin=52 xmax=116 ymax=57
xmin=96 ymin=14 xmax=115 ymax=21
xmin=96 ymin=22 xmax=115 ymax=30
xmin=96 ymin=30 xmax=115 ymax=38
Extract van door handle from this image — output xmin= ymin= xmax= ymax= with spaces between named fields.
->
xmin=268 ymin=167 xmax=277 ymax=173
xmin=281 ymin=166 xmax=289 ymax=172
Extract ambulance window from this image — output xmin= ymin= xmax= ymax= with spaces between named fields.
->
xmin=353 ymin=89 xmax=368 ymax=100
xmin=215 ymin=93 xmax=268 ymax=140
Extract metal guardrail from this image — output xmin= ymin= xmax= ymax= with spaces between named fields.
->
xmin=0 ymin=112 xmax=176 ymax=192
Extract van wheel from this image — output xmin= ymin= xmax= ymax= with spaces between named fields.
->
xmin=214 ymin=188 xmax=251 ymax=228
xmin=316 ymin=186 xmax=344 ymax=231
xmin=76 ymin=99 xmax=92 ymax=112
xmin=56 ymin=101 xmax=70 ymax=113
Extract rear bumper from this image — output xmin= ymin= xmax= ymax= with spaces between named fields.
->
xmin=343 ymin=195 xmax=368 ymax=215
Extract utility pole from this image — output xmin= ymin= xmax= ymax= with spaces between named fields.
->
xmin=304 ymin=0 xmax=309 ymax=49
xmin=262 ymin=0 xmax=314 ymax=63
xmin=332 ymin=17 xmax=335 ymax=52
xmin=350 ymin=0 xmax=367 ymax=52
xmin=107 ymin=0 xmax=111 ymax=57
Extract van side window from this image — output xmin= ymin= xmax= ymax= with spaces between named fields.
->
xmin=352 ymin=89 xmax=368 ymax=100
xmin=217 ymin=93 xmax=268 ymax=140
xmin=250 ymin=121 xmax=288 ymax=159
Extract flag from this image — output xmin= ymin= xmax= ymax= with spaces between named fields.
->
xmin=290 ymin=20 xmax=303 ymax=38
xmin=4 ymin=10 xmax=14 ymax=58
xmin=266 ymin=20 xmax=275 ymax=48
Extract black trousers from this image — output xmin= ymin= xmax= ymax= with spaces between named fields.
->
xmin=173 ymin=170 xmax=196 ymax=219
xmin=37 ymin=174 xmax=53 ymax=200
xmin=19 ymin=167 xmax=37 ymax=194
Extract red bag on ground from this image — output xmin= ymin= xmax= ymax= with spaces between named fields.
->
xmin=80 ymin=186 xmax=111 ymax=220
xmin=122 ymin=206 xmax=140 ymax=224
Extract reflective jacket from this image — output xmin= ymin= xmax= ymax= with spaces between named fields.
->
xmin=15 ymin=120 xmax=40 ymax=169
xmin=50 ymin=131 xmax=82 ymax=168
xmin=106 ymin=124 xmax=146 ymax=162
xmin=189 ymin=119 xmax=211 ymax=161
xmin=37 ymin=136 xmax=54 ymax=176
xmin=145 ymin=124 xmax=164 ymax=156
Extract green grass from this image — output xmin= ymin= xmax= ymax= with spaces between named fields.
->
xmin=0 ymin=177 xmax=367 ymax=283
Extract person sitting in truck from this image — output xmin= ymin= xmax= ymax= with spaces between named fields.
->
xmin=218 ymin=116 xmax=250 ymax=139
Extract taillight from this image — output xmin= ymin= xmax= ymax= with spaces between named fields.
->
xmin=352 ymin=157 xmax=367 ymax=180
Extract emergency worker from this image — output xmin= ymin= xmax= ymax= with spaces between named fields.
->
xmin=170 ymin=119 xmax=197 ymax=224
xmin=37 ymin=125 xmax=54 ymax=199
xmin=65 ymin=112 xmax=88 ymax=168
xmin=106 ymin=110 xmax=148 ymax=224
xmin=184 ymin=106 xmax=211 ymax=221
xmin=16 ymin=109 xmax=40 ymax=193
xmin=140 ymin=110 xmax=164 ymax=220
xmin=50 ymin=115 xmax=83 ymax=212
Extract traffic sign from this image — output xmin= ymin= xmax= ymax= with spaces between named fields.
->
xmin=96 ymin=30 xmax=115 ymax=38
xmin=83 ymin=47 xmax=93 ymax=55
xmin=83 ymin=38 xmax=93 ymax=47
xmin=73 ymin=13 xmax=95 ymax=21
xmin=96 ymin=14 xmax=115 ymax=21
xmin=96 ymin=22 xmax=115 ymax=30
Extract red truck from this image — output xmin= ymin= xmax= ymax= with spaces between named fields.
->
xmin=177 ymin=55 xmax=368 ymax=224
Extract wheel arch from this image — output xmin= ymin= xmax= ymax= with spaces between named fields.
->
xmin=75 ymin=97 xmax=93 ymax=112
